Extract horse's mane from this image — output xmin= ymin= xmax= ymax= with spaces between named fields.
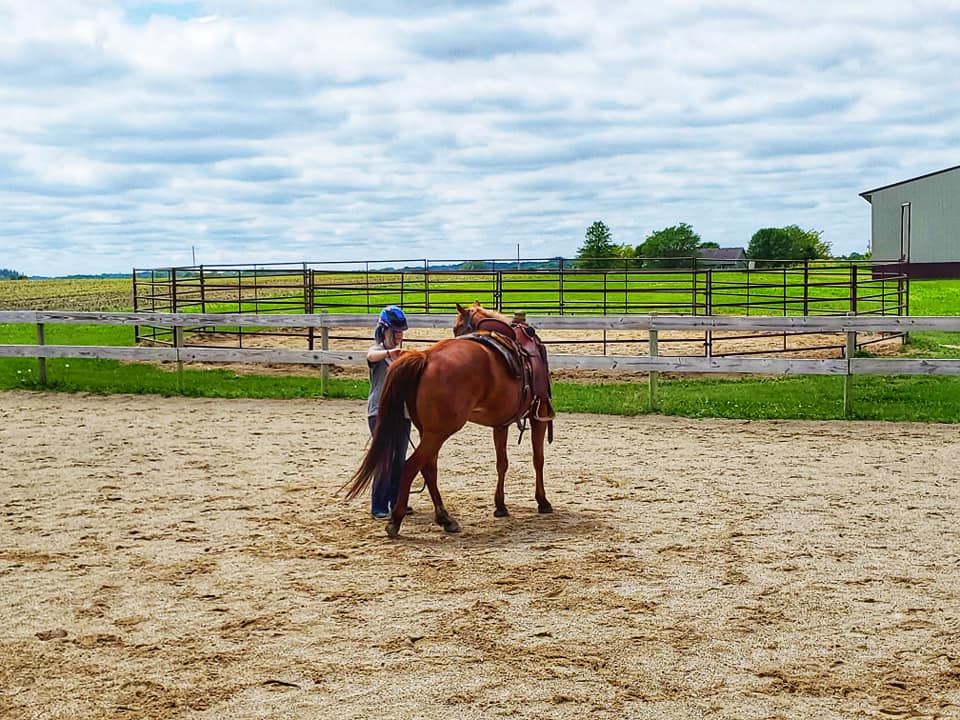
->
xmin=469 ymin=302 xmax=511 ymax=324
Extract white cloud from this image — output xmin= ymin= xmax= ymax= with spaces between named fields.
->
xmin=2 ymin=0 xmax=960 ymax=275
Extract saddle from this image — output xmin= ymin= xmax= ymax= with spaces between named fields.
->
xmin=509 ymin=314 xmax=555 ymax=422
xmin=460 ymin=313 xmax=555 ymax=439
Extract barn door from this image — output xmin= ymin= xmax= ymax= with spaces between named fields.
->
xmin=900 ymin=202 xmax=912 ymax=263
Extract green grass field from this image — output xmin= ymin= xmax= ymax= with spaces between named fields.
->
xmin=1 ymin=265 xmax=934 ymax=315
xmin=160 ymin=266 xmax=905 ymax=316
xmin=5 ymin=355 xmax=960 ymax=422
xmin=3 ymin=273 xmax=960 ymax=422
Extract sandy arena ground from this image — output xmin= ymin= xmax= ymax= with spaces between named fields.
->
xmin=2 ymin=392 xmax=959 ymax=719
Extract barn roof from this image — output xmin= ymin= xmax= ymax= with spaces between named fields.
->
xmin=698 ymin=247 xmax=746 ymax=261
xmin=860 ymin=164 xmax=960 ymax=202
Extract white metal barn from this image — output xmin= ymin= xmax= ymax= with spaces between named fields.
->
xmin=860 ymin=164 xmax=960 ymax=278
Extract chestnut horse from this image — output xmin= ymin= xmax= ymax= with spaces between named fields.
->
xmin=345 ymin=303 xmax=553 ymax=538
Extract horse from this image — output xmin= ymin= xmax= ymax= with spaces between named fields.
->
xmin=344 ymin=302 xmax=554 ymax=538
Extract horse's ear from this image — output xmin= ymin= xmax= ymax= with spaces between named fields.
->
xmin=473 ymin=300 xmax=482 ymax=308
xmin=456 ymin=302 xmax=466 ymax=313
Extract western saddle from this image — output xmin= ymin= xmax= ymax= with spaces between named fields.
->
xmin=459 ymin=310 xmax=555 ymax=438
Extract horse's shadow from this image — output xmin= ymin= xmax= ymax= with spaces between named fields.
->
xmin=390 ymin=505 xmax=615 ymax=549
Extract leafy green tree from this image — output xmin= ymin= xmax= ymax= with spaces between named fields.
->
xmin=638 ymin=223 xmax=702 ymax=268
xmin=747 ymin=225 xmax=831 ymax=266
xmin=576 ymin=221 xmax=618 ymax=269
xmin=458 ymin=260 xmax=489 ymax=271
xmin=746 ymin=228 xmax=793 ymax=264
xmin=789 ymin=225 xmax=831 ymax=260
xmin=0 ymin=268 xmax=27 ymax=280
xmin=611 ymin=243 xmax=643 ymax=269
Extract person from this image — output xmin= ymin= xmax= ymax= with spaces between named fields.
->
xmin=366 ymin=305 xmax=413 ymax=519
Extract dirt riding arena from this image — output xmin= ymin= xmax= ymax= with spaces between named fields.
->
xmin=2 ymin=392 xmax=959 ymax=719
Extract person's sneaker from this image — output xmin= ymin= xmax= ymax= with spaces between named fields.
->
xmin=384 ymin=504 xmax=414 ymax=517
xmin=372 ymin=510 xmax=390 ymax=520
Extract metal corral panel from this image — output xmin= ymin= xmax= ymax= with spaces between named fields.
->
xmin=861 ymin=165 xmax=960 ymax=264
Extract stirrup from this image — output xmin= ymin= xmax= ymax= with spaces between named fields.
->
xmin=532 ymin=398 xmax=556 ymax=421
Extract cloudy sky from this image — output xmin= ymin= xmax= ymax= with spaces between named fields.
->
xmin=3 ymin=1 xmax=959 ymax=276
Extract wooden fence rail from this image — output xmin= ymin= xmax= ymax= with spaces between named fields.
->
xmin=3 ymin=311 xmax=960 ymax=415
xmin=7 ymin=309 xmax=960 ymax=331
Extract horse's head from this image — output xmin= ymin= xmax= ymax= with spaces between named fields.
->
xmin=454 ymin=302 xmax=512 ymax=337
xmin=453 ymin=302 xmax=481 ymax=336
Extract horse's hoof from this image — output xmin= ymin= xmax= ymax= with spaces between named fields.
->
xmin=537 ymin=501 xmax=554 ymax=514
xmin=494 ymin=507 xmax=509 ymax=518
xmin=385 ymin=521 xmax=400 ymax=538
xmin=443 ymin=519 xmax=461 ymax=534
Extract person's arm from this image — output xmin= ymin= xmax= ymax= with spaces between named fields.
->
xmin=366 ymin=345 xmax=402 ymax=363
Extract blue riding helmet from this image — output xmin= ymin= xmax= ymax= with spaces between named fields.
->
xmin=378 ymin=305 xmax=408 ymax=331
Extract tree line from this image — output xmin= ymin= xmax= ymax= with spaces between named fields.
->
xmin=0 ymin=268 xmax=27 ymax=280
xmin=575 ymin=221 xmax=862 ymax=269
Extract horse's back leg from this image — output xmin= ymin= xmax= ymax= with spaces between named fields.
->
xmin=531 ymin=419 xmax=552 ymax=513
xmin=388 ymin=431 xmax=449 ymax=537
xmin=420 ymin=454 xmax=461 ymax=534
xmin=493 ymin=425 xmax=509 ymax=517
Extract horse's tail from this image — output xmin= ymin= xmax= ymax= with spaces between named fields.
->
xmin=343 ymin=351 xmax=427 ymax=501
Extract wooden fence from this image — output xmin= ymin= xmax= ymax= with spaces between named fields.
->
xmin=3 ymin=311 xmax=960 ymax=415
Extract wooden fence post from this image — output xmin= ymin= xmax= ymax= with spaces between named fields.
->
xmin=36 ymin=323 xmax=47 ymax=386
xmin=648 ymin=326 xmax=659 ymax=412
xmin=174 ymin=325 xmax=184 ymax=394
xmin=320 ymin=311 xmax=329 ymax=397
xmin=844 ymin=326 xmax=856 ymax=418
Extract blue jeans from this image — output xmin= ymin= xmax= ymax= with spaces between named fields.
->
xmin=368 ymin=415 xmax=412 ymax=516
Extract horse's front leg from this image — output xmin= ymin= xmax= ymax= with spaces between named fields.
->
xmin=531 ymin=419 xmax=552 ymax=513
xmin=421 ymin=455 xmax=460 ymax=534
xmin=493 ymin=425 xmax=509 ymax=517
